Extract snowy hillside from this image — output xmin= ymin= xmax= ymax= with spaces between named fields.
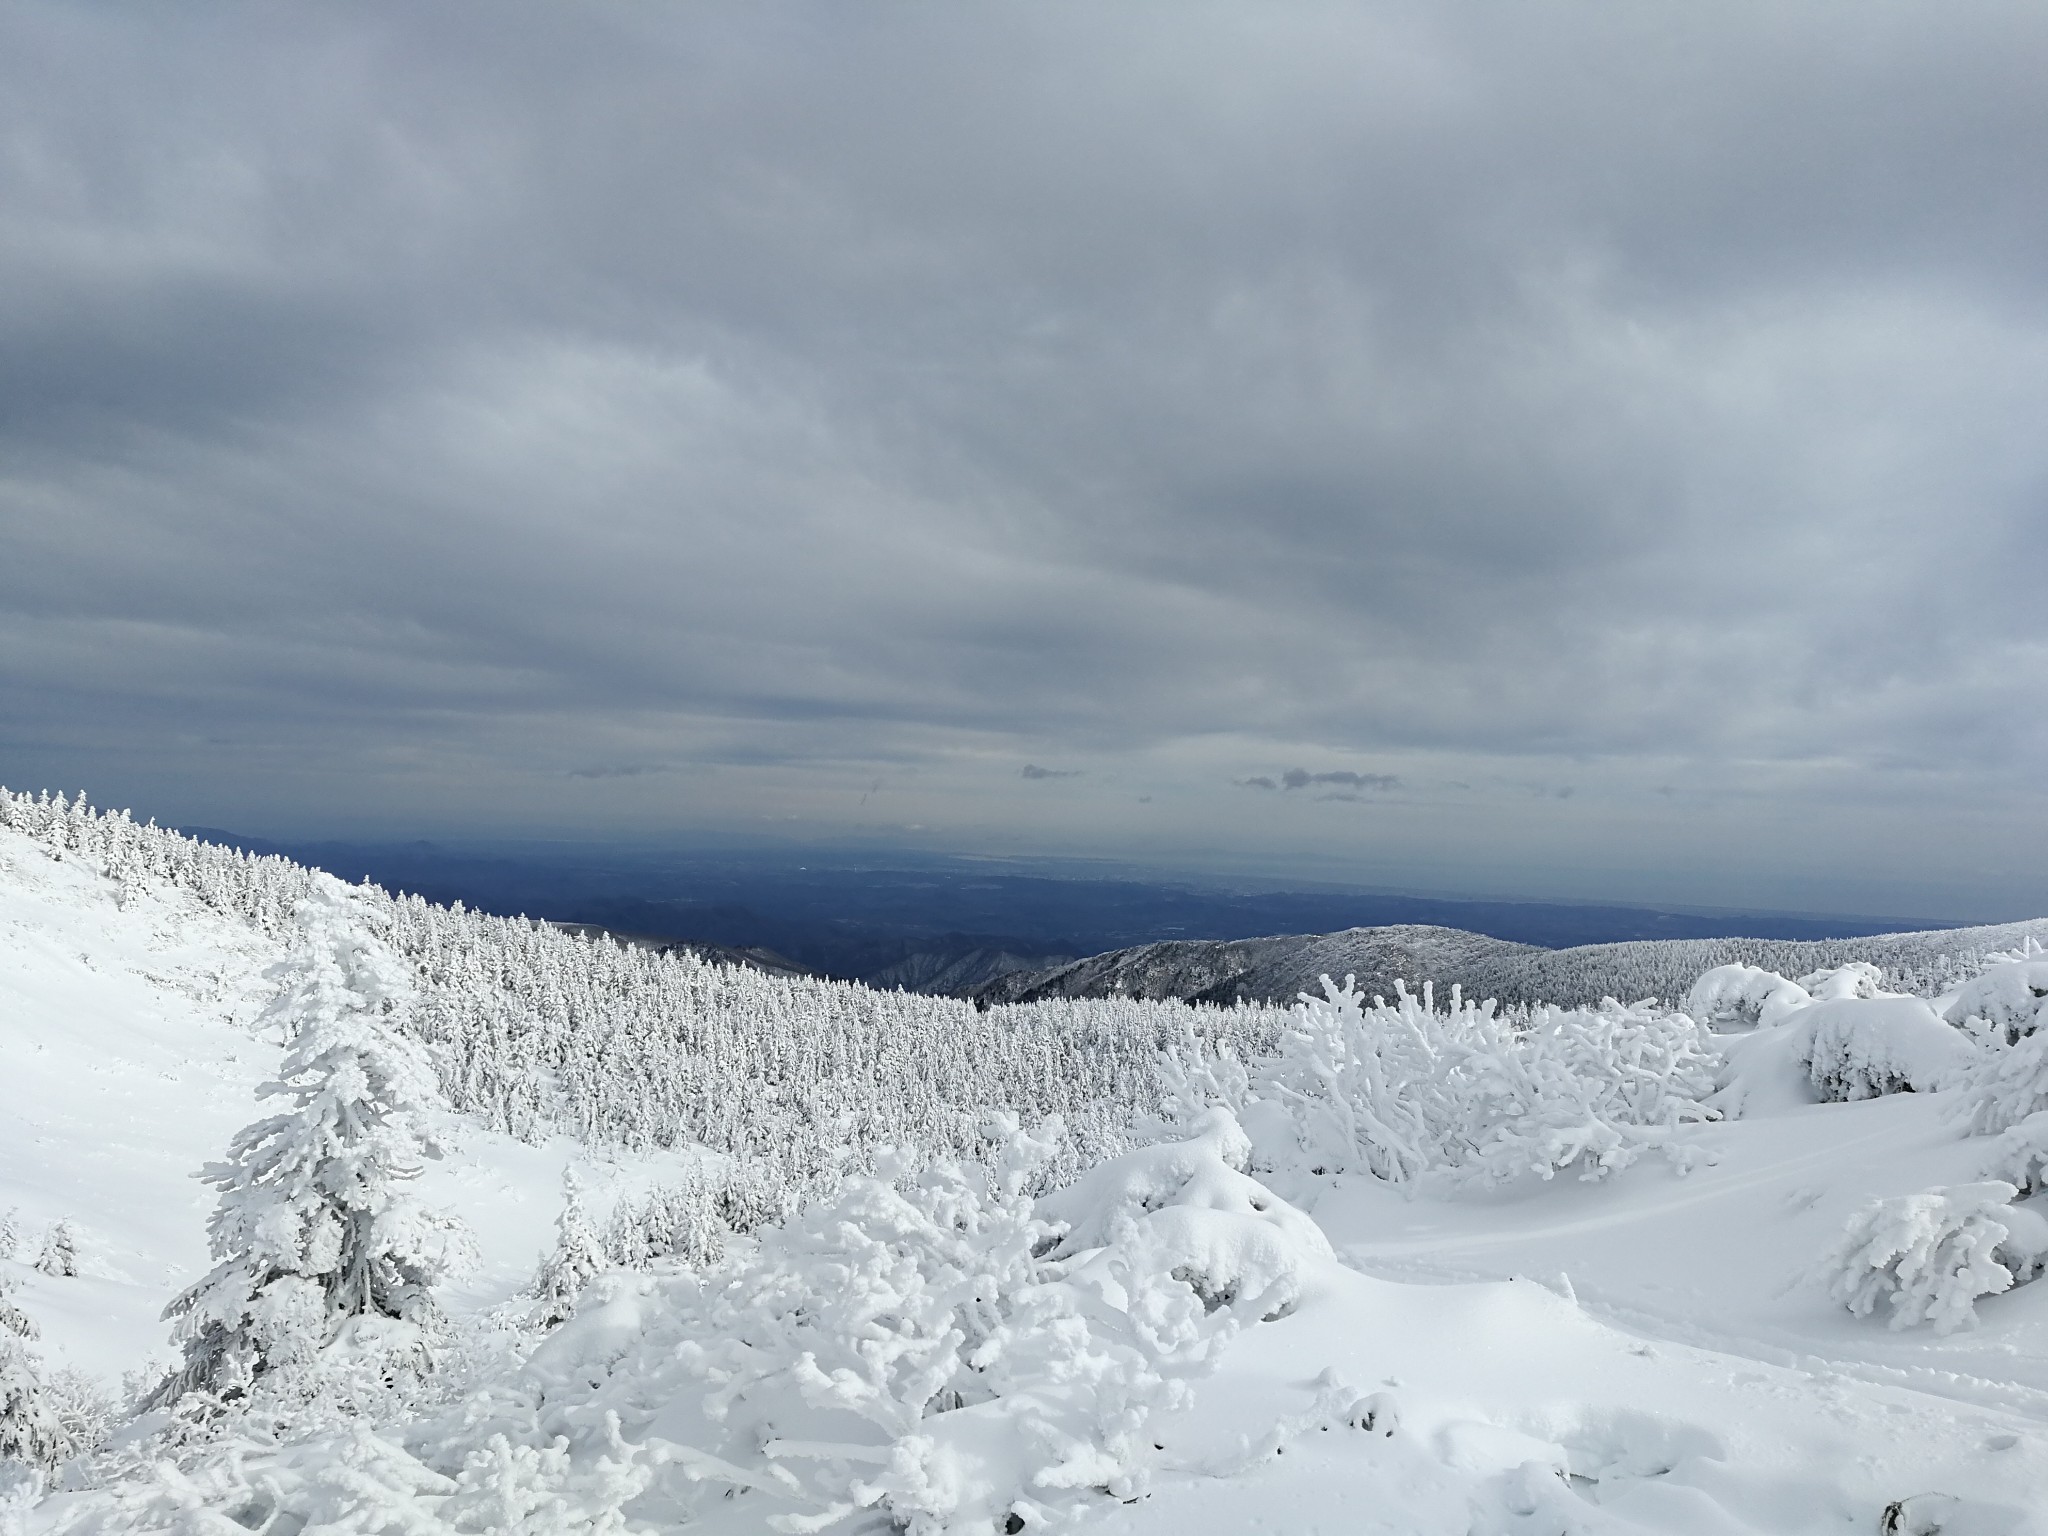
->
xmin=6 ymin=790 xmax=2048 ymax=1534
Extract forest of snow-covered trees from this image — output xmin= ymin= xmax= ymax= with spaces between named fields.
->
xmin=6 ymin=786 xmax=2048 ymax=1534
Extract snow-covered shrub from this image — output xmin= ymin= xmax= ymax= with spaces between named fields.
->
xmin=1683 ymin=964 xmax=1814 ymax=1030
xmin=1248 ymin=978 xmax=1445 ymax=1184
xmin=1986 ymin=1111 xmax=2048 ymax=1197
xmin=1943 ymin=941 xmax=2048 ymax=1045
xmin=1821 ymin=1181 xmax=2048 ymax=1334
xmin=144 ymin=883 xmax=473 ymax=1424
xmin=1958 ymin=999 xmax=2048 ymax=1151
xmin=1703 ymin=971 xmax=1979 ymax=1112
xmin=59 ymin=1119 xmax=1311 ymax=1536
xmin=1230 ymin=978 xmax=1719 ymax=1188
xmin=1803 ymin=996 xmax=1979 ymax=1102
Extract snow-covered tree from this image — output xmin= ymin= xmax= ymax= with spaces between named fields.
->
xmin=0 ymin=1271 xmax=65 ymax=1473
xmin=33 ymin=1223 xmax=75 ymax=1280
xmin=531 ymin=1168 xmax=610 ymax=1328
xmin=145 ymin=884 xmax=472 ymax=1418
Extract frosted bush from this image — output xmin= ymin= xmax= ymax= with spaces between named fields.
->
xmin=55 ymin=1119 xmax=1311 ymax=1536
xmin=1704 ymin=970 xmax=1980 ymax=1112
xmin=1210 ymin=978 xmax=1719 ymax=1188
xmin=1038 ymin=1109 xmax=1330 ymax=1322
xmin=1802 ymin=996 xmax=1979 ymax=1102
xmin=1958 ymin=993 xmax=2048 ymax=1167
xmin=1821 ymin=1181 xmax=2048 ymax=1334
xmin=1247 ymin=979 xmax=1446 ymax=1184
xmin=1943 ymin=941 xmax=2048 ymax=1045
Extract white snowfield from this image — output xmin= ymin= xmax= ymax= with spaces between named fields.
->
xmin=3 ymin=802 xmax=2048 ymax=1534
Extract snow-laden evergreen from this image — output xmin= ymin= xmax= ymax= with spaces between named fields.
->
xmin=529 ymin=1169 xmax=612 ymax=1330
xmin=0 ymin=1273 xmax=65 ymax=1476
xmin=144 ymin=883 xmax=472 ymax=1424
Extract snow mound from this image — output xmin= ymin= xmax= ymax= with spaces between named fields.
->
xmin=1683 ymin=963 xmax=1815 ymax=1029
xmin=1709 ymin=972 xmax=1976 ymax=1114
xmin=1038 ymin=1109 xmax=1330 ymax=1323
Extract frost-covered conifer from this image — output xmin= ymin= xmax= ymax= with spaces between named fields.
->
xmin=531 ymin=1168 xmax=609 ymax=1328
xmin=145 ymin=884 xmax=472 ymax=1416
xmin=33 ymin=1223 xmax=75 ymax=1280
xmin=0 ymin=1272 xmax=65 ymax=1472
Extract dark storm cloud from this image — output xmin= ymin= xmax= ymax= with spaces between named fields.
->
xmin=2 ymin=1 xmax=2045 ymax=909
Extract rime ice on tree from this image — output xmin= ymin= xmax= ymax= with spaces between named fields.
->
xmin=531 ymin=1167 xmax=610 ymax=1328
xmin=0 ymin=1271 xmax=65 ymax=1474
xmin=146 ymin=882 xmax=472 ymax=1417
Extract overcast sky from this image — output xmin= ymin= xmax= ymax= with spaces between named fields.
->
xmin=4 ymin=2 xmax=2045 ymax=919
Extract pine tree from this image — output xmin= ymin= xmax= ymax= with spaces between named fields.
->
xmin=531 ymin=1168 xmax=609 ymax=1328
xmin=0 ymin=1271 xmax=66 ymax=1472
xmin=146 ymin=884 xmax=472 ymax=1416
xmin=33 ymin=1222 xmax=76 ymax=1280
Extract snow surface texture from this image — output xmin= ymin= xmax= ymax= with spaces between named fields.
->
xmin=7 ymin=792 xmax=2048 ymax=1532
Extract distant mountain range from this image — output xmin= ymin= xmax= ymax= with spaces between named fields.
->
xmin=973 ymin=917 xmax=2048 ymax=1009
xmin=975 ymin=924 xmax=1535 ymax=1006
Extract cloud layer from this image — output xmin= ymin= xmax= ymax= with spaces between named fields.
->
xmin=2 ymin=2 xmax=2044 ymax=916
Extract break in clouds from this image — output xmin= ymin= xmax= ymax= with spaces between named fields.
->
xmin=2 ymin=2 xmax=2044 ymax=915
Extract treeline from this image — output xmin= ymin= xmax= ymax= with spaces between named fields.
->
xmin=0 ymin=789 xmax=1285 ymax=1204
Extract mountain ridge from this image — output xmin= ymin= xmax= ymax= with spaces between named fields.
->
xmin=978 ymin=915 xmax=2048 ymax=1008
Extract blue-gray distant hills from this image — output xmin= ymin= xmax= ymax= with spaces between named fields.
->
xmin=972 ymin=918 xmax=2048 ymax=1009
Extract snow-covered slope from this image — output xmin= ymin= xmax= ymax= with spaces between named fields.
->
xmin=0 ymin=825 xmax=593 ymax=1394
xmin=7 ymin=794 xmax=2048 ymax=1534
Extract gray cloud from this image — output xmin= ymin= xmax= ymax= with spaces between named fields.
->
xmin=1 ymin=1 xmax=2044 ymax=915
xmin=1020 ymin=764 xmax=1080 ymax=780
xmin=1281 ymin=769 xmax=1402 ymax=792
